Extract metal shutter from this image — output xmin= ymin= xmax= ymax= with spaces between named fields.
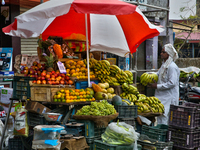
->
xmin=20 ymin=7 xmax=38 ymax=56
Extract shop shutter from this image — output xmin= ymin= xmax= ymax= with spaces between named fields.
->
xmin=20 ymin=7 xmax=38 ymax=56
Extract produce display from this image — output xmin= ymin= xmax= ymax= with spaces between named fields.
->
xmin=114 ymin=83 xmax=164 ymax=113
xmin=53 ymin=88 xmax=95 ymax=103
xmin=179 ymin=71 xmax=198 ymax=79
xmin=75 ymin=100 xmax=117 ymax=116
xmin=64 ymin=59 xmax=96 ymax=79
xmin=140 ymin=72 xmax=158 ymax=86
xmin=92 ymin=83 xmax=116 ymax=100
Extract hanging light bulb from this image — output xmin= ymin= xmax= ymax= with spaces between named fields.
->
xmin=2 ymin=0 xmax=5 ymax=5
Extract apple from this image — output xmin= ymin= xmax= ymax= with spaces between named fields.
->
xmin=41 ymin=71 xmax=46 ymax=77
xmin=24 ymin=66 xmax=29 ymax=70
xmin=65 ymin=81 xmax=69 ymax=85
xmin=37 ymin=77 xmax=41 ymax=80
xmin=32 ymin=80 xmax=37 ymax=83
xmin=41 ymin=76 xmax=45 ymax=80
xmin=34 ymin=75 xmax=38 ymax=78
xmin=51 ymin=75 xmax=55 ymax=78
xmin=45 ymin=74 xmax=50 ymax=79
xmin=55 ymin=80 xmax=60 ymax=85
xmin=61 ymin=77 xmax=65 ymax=81
xmin=29 ymin=69 xmax=35 ymax=75
xmin=36 ymin=80 xmax=41 ymax=84
xmin=37 ymin=63 xmax=42 ymax=69
xmin=60 ymin=80 xmax=65 ymax=85
xmin=51 ymin=77 xmax=56 ymax=81
xmin=65 ymin=76 xmax=70 ymax=81
xmin=42 ymin=80 xmax=46 ymax=84
xmin=46 ymin=78 xmax=51 ymax=81
xmin=47 ymin=81 xmax=52 ymax=85
xmin=61 ymin=74 xmax=65 ymax=78
xmin=51 ymin=71 xmax=56 ymax=74
xmin=24 ymin=69 xmax=29 ymax=75
xmin=54 ymin=73 xmax=58 ymax=78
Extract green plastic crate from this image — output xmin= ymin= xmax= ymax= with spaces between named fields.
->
xmin=13 ymin=76 xmax=35 ymax=100
xmin=93 ymin=140 xmax=142 ymax=150
xmin=114 ymin=105 xmax=138 ymax=119
xmin=74 ymin=120 xmax=106 ymax=138
xmin=141 ymin=124 xmax=168 ymax=141
xmin=138 ymin=134 xmax=173 ymax=150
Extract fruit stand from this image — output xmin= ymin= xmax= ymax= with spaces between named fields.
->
xmin=0 ymin=36 xmax=172 ymax=150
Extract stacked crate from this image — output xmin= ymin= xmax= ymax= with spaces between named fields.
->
xmin=167 ymin=102 xmax=200 ymax=150
xmin=115 ymin=105 xmax=138 ymax=129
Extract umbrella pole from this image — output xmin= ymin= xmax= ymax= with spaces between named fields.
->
xmin=85 ymin=14 xmax=91 ymax=87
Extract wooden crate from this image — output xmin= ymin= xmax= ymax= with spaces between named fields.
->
xmin=30 ymin=84 xmax=75 ymax=102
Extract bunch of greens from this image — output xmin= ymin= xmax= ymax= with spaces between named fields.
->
xmin=76 ymin=100 xmax=116 ymax=116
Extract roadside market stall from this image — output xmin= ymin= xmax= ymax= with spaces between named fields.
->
xmin=0 ymin=0 xmax=174 ymax=149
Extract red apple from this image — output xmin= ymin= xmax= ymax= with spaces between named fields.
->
xmin=41 ymin=76 xmax=45 ymax=80
xmin=32 ymin=80 xmax=37 ymax=83
xmin=47 ymin=80 xmax=52 ymax=85
xmin=65 ymin=76 xmax=70 ymax=81
xmin=36 ymin=80 xmax=41 ymax=84
xmin=42 ymin=80 xmax=46 ymax=84
xmin=65 ymin=81 xmax=69 ymax=85
xmin=41 ymin=71 xmax=46 ymax=77
xmin=46 ymin=78 xmax=51 ymax=81
xmin=37 ymin=77 xmax=41 ymax=80
xmin=51 ymin=75 xmax=55 ymax=78
xmin=29 ymin=69 xmax=35 ymax=75
xmin=45 ymin=74 xmax=50 ymax=79
xmin=60 ymin=80 xmax=65 ymax=85
xmin=51 ymin=77 xmax=56 ymax=81
xmin=51 ymin=71 xmax=55 ymax=74
xmin=55 ymin=80 xmax=60 ymax=85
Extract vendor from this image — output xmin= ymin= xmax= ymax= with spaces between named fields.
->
xmin=148 ymin=43 xmax=180 ymax=125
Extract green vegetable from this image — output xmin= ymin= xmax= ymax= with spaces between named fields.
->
xmin=75 ymin=100 xmax=116 ymax=116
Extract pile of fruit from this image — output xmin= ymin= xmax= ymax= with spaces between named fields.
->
xmin=179 ymin=71 xmax=199 ymax=79
xmin=75 ymin=100 xmax=116 ymax=116
xmin=32 ymin=70 xmax=73 ymax=85
xmin=64 ymin=59 xmax=96 ymax=79
xmin=53 ymin=88 xmax=95 ymax=103
xmin=21 ymin=61 xmax=46 ymax=78
xmin=92 ymin=83 xmax=116 ymax=100
xmin=115 ymin=83 xmax=164 ymax=113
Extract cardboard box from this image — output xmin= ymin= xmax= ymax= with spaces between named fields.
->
xmin=0 ymin=88 xmax=13 ymax=104
xmin=0 ymin=71 xmax=14 ymax=81
xmin=25 ymin=101 xmax=51 ymax=114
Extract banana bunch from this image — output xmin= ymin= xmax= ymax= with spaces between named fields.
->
xmin=122 ymin=99 xmax=134 ymax=105
xmin=109 ymin=77 xmax=121 ymax=86
xmin=137 ymin=94 xmax=147 ymax=102
xmin=120 ymin=92 xmax=138 ymax=102
xmin=84 ymin=58 xmax=98 ymax=69
xmin=124 ymin=70 xmax=134 ymax=84
xmin=135 ymin=102 xmax=151 ymax=113
xmin=140 ymin=73 xmax=158 ymax=86
xmin=94 ymin=60 xmax=111 ymax=81
xmin=121 ymin=83 xmax=139 ymax=95
xmin=110 ymin=65 xmax=121 ymax=76
xmin=135 ymin=96 xmax=164 ymax=113
xmin=115 ymin=70 xmax=129 ymax=84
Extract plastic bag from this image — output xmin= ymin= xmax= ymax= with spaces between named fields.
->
xmin=101 ymin=121 xmax=139 ymax=147
xmin=14 ymin=107 xmax=29 ymax=137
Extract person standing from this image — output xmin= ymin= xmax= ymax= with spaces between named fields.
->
xmin=148 ymin=43 xmax=180 ymax=125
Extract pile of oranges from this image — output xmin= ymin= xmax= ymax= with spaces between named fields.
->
xmin=53 ymin=89 xmax=95 ymax=103
xmin=64 ymin=60 xmax=96 ymax=79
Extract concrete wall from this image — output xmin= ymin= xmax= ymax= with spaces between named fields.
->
xmin=176 ymin=58 xmax=200 ymax=68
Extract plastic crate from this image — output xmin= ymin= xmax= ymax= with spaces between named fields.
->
xmin=27 ymin=111 xmax=47 ymax=126
xmin=141 ymin=124 xmax=168 ymax=142
xmin=13 ymin=76 xmax=35 ymax=100
xmin=138 ymin=134 xmax=173 ymax=150
xmin=8 ymin=137 xmax=27 ymax=150
xmin=119 ymin=118 xmax=136 ymax=129
xmin=114 ymin=105 xmax=137 ymax=119
xmin=93 ymin=140 xmax=142 ymax=150
xmin=169 ymin=104 xmax=200 ymax=129
xmin=75 ymin=80 xmax=99 ymax=89
xmin=167 ymin=126 xmax=200 ymax=149
xmin=74 ymin=120 xmax=106 ymax=138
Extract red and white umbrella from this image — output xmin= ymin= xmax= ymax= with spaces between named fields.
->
xmin=3 ymin=0 xmax=164 ymax=56
xmin=3 ymin=0 xmax=164 ymax=86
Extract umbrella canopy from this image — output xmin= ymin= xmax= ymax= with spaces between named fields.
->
xmin=3 ymin=0 xmax=164 ymax=56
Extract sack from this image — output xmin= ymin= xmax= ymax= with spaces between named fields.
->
xmin=73 ymin=113 xmax=119 ymax=128
xmin=14 ymin=107 xmax=29 ymax=137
